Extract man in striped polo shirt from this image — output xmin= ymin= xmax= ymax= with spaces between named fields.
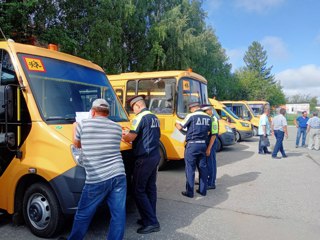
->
xmin=68 ymin=99 xmax=126 ymax=240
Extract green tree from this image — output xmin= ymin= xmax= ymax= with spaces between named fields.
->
xmin=243 ymin=41 xmax=274 ymax=84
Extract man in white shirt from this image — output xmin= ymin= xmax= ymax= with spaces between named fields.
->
xmin=271 ymin=108 xmax=288 ymax=159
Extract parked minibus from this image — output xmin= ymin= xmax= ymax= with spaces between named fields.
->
xmin=221 ymin=100 xmax=259 ymax=136
xmin=210 ymin=99 xmax=253 ymax=141
xmin=109 ymin=71 xmax=236 ymax=169
xmin=0 ymin=40 xmax=131 ymax=237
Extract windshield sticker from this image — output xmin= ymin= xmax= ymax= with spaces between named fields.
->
xmin=23 ymin=57 xmax=46 ymax=72
xmin=183 ymin=80 xmax=190 ymax=91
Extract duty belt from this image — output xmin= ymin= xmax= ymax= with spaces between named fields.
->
xmin=188 ymin=140 xmax=205 ymax=144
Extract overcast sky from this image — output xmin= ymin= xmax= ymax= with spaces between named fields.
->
xmin=203 ymin=0 xmax=320 ymax=101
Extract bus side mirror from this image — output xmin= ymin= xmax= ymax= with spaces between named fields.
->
xmin=0 ymin=132 xmax=15 ymax=147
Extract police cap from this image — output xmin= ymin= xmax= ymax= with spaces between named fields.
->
xmin=188 ymin=101 xmax=200 ymax=109
xmin=200 ymin=104 xmax=213 ymax=111
xmin=126 ymin=95 xmax=146 ymax=108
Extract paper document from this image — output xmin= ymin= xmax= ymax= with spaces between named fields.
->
xmin=76 ymin=112 xmax=90 ymax=123
xmin=171 ymin=127 xmax=186 ymax=143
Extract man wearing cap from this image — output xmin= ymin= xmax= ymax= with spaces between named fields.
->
xmin=306 ymin=112 xmax=320 ymax=150
xmin=122 ymin=95 xmax=161 ymax=234
xmin=201 ymin=104 xmax=219 ymax=190
xmin=68 ymin=99 xmax=126 ymax=240
xmin=294 ymin=111 xmax=309 ymax=148
xmin=175 ymin=101 xmax=215 ymax=198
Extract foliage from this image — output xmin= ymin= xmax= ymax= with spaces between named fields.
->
xmin=0 ymin=1 xmax=288 ymax=105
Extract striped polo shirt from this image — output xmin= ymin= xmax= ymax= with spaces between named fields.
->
xmin=75 ymin=116 xmax=125 ymax=184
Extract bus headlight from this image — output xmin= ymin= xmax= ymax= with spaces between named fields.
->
xmin=225 ymin=125 xmax=233 ymax=132
xmin=240 ymin=122 xmax=249 ymax=127
xmin=70 ymin=145 xmax=85 ymax=167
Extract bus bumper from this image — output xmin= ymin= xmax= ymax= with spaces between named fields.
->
xmin=219 ymin=132 xmax=236 ymax=146
xmin=239 ymin=130 xmax=253 ymax=140
xmin=49 ymin=166 xmax=85 ymax=215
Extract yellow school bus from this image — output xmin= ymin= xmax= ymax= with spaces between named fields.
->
xmin=0 ymin=40 xmax=131 ymax=237
xmin=221 ymin=100 xmax=260 ymax=136
xmin=210 ymin=98 xmax=253 ymax=141
xmin=246 ymin=100 xmax=270 ymax=117
xmin=109 ymin=71 xmax=236 ymax=169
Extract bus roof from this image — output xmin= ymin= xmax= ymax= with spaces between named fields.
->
xmin=108 ymin=70 xmax=207 ymax=84
xmin=0 ymin=40 xmax=104 ymax=72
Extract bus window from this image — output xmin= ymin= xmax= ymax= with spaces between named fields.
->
xmin=126 ymin=80 xmax=136 ymax=113
xmin=177 ymin=78 xmax=205 ymax=118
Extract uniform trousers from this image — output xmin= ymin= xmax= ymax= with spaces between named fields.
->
xmin=184 ymin=143 xmax=208 ymax=197
xmin=207 ymin=140 xmax=217 ymax=188
xmin=132 ymin=155 xmax=160 ymax=226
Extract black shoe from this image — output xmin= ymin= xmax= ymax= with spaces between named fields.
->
xmin=207 ymin=185 xmax=216 ymax=190
xmin=196 ymin=189 xmax=206 ymax=196
xmin=282 ymin=155 xmax=288 ymax=158
xmin=272 ymin=156 xmax=281 ymax=159
xmin=265 ymin=151 xmax=272 ymax=154
xmin=181 ymin=191 xmax=193 ymax=198
xmin=137 ymin=219 xmax=143 ymax=225
xmin=57 ymin=237 xmax=67 ymax=240
xmin=137 ymin=224 xmax=160 ymax=234
xmin=258 ymin=152 xmax=265 ymax=155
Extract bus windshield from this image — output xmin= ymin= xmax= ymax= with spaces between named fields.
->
xmin=248 ymin=104 xmax=264 ymax=116
xmin=18 ymin=54 xmax=128 ymax=123
xmin=223 ymin=107 xmax=240 ymax=120
xmin=177 ymin=77 xmax=209 ymax=118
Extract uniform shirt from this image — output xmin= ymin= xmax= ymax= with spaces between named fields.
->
xmin=130 ymin=108 xmax=161 ymax=158
xmin=296 ymin=116 xmax=309 ymax=128
xmin=272 ymin=114 xmax=287 ymax=131
xmin=180 ymin=109 xmax=212 ymax=142
xmin=307 ymin=116 xmax=320 ymax=129
xmin=75 ymin=117 xmax=125 ymax=184
xmin=211 ymin=115 xmax=219 ymax=135
xmin=258 ymin=114 xmax=271 ymax=135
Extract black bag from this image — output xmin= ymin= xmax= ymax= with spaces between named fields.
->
xmin=261 ymin=136 xmax=270 ymax=147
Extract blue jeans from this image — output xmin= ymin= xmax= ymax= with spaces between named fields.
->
xmin=296 ymin=127 xmax=307 ymax=146
xmin=272 ymin=130 xmax=286 ymax=157
xmin=68 ymin=175 xmax=127 ymax=240
xmin=207 ymin=140 xmax=217 ymax=187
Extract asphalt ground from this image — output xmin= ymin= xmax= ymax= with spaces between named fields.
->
xmin=1 ymin=126 xmax=320 ymax=240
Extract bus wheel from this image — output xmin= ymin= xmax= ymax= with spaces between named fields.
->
xmin=23 ymin=183 xmax=64 ymax=238
xmin=253 ymin=127 xmax=258 ymax=136
xmin=158 ymin=144 xmax=167 ymax=171
xmin=236 ymin=131 xmax=241 ymax=142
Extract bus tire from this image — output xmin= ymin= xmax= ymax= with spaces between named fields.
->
xmin=215 ymin=138 xmax=222 ymax=152
xmin=236 ymin=131 xmax=241 ymax=142
xmin=158 ymin=144 xmax=167 ymax=171
xmin=23 ymin=182 xmax=64 ymax=238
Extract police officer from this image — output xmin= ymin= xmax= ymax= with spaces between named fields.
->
xmin=122 ymin=95 xmax=161 ymax=234
xmin=175 ymin=102 xmax=215 ymax=198
xmin=201 ymin=104 xmax=219 ymax=190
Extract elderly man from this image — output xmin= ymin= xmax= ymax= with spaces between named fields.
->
xmin=68 ymin=99 xmax=126 ymax=240
xmin=258 ymin=106 xmax=271 ymax=154
xmin=271 ymin=108 xmax=288 ymax=159
xmin=306 ymin=112 xmax=320 ymax=150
